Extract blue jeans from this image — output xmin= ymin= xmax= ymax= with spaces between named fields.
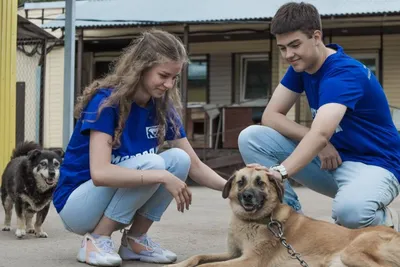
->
xmin=59 ymin=148 xmax=191 ymax=236
xmin=238 ymin=125 xmax=400 ymax=229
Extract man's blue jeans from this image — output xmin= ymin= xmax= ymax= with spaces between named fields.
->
xmin=238 ymin=125 xmax=400 ymax=229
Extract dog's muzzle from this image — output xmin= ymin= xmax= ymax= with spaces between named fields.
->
xmin=238 ymin=189 xmax=265 ymax=212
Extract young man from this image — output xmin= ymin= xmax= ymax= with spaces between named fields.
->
xmin=238 ymin=2 xmax=400 ymax=230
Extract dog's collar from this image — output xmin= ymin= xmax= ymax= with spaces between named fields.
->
xmin=253 ymin=213 xmax=279 ymax=226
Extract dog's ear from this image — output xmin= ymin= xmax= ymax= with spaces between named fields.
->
xmin=268 ymin=175 xmax=284 ymax=203
xmin=27 ymin=149 xmax=41 ymax=161
xmin=222 ymin=173 xmax=236 ymax=199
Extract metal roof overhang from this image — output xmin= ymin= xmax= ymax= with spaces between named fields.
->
xmin=17 ymin=15 xmax=57 ymax=40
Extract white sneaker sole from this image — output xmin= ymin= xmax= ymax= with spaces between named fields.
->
xmin=118 ymin=245 xmax=174 ymax=264
xmin=77 ymin=249 xmax=122 ymax=266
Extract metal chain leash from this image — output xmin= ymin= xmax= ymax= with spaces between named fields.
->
xmin=267 ymin=219 xmax=309 ymax=267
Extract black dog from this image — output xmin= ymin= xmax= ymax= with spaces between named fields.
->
xmin=1 ymin=141 xmax=64 ymax=238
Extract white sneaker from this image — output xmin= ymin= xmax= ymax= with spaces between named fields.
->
xmin=77 ymin=233 xmax=122 ymax=266
xmin=384 ymin=207 xmax=399 ymax=232
xmin=118 ymin=229 xmax=177 ymax=263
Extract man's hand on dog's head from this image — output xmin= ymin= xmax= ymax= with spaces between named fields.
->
xmin=245 ymin=164 xmax=283 ymax=181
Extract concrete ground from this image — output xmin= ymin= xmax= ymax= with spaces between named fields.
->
xmin=1 ymin=186 xmax=399 ymax=267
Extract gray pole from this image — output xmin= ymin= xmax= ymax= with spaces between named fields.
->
xmin=62 ymin=0 xmax=76 ymax=149
xmin=181 ymin=24 xmax=189 ymax=129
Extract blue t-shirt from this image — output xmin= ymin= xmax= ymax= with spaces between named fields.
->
xmin=53 ymin=88 xmax=186 ymax=213
xmin=281 ymin=44 xmax=400 ymax=181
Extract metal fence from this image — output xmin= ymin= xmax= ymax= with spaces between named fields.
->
xmin=15 ymin=38 xmax=47 ymax=145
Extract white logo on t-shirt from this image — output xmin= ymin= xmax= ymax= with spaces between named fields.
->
xmin=146 ymin=126 xmax=159 ymax=139
xmin=311 ymin=108 xmax=343 ymax=134
xmin=111 ymin=147 xmax=158 ymax=164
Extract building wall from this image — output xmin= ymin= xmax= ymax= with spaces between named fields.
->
xmin=44 ymin=46 xmax=64 ymax=148
xmin=209 ymin=54 xmax=231 ymax=105
xmin=41 ymin=34 xmax=400 ymax=150
xmin=383 ymin=34 xmax=400 ymax=108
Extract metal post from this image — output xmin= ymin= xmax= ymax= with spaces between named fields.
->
xmin=181 ymin=24 xmax=189 ymax=129
xmin=63 ymin=0 xmax=76 ymax=149
xmin=39 ymin=38 xmax=47 ymax=145
xmin=76 ymin=28 xmax=83 ymax=100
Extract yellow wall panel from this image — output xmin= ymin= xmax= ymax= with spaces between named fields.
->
xmin=0 ymin=0 xmax=17 ymax=179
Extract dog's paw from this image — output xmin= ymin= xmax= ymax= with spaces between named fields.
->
xmin=26 ymin=228 xmax=35 ymax=234
xmin=15 ymin=228 xmax=26 ymax=238
xmin=35 ymin=231 xmax=48 ymax=238
xmin=2 ymin=226 xmax=11 ymax=231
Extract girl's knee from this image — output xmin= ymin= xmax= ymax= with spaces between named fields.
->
xmin=119 ymin=153 xmax=166 ymax=170
xmin=162 ymin=148 xmax=191 ymax=181
xmin=168 ymin=148 xmax=191 ymax=166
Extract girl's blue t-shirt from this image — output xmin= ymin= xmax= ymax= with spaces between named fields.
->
xmin=281 ymin=43 xmax=400 ymax=181
xmin=53 ymin=89 xmax=186 ymax=213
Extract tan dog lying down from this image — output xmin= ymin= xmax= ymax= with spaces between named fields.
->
xmin=166 ymin=166 xmax=400 ymax=267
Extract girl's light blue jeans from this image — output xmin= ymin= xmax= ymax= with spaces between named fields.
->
xmin=238 ymin=125 xmax=400 ymax=229
xmin=59 ymin=148 xmax=191 ymax=236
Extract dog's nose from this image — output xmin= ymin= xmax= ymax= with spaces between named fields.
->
xmin=243 ymin=191 xmax=254 ymax=201
xmin=48 ymin=171 xmax=55 ymax=178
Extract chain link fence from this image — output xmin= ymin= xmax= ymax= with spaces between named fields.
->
xmin=16 ymin=38 xmax=46 ymax=145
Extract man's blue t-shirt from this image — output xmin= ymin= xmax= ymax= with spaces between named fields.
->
xmin=53 ymin=88 xmax=186 ymax=213
xmin=281 ymin=43 xmax=400 ymax=181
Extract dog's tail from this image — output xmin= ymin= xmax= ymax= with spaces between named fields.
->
xmin=10 ymin=141 xmax=42 ymax=160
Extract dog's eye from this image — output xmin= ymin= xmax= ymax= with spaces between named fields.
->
xmin=255 ymin=177 xmax=265 ymax=187
xmin=237 ymin=179 xmax=245 ymax=187
xmin=40 ymin=162 xmax=47 ymax=167
xmin=54 ymin=162 xmax=60 ymax=167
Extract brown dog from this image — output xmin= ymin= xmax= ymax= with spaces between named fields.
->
xmin=166 ymin=166 xmax=400 ymax=267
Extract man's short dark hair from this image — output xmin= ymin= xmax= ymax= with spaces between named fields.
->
xmin=270 ymin=2 xmax=322 ymax=37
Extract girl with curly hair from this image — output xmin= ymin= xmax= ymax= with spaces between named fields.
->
xmin=53 ymin=29 xmax=226 ymax=266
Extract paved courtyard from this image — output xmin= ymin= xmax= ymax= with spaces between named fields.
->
xmin=1 ymin=186 xmax=399 ymax=267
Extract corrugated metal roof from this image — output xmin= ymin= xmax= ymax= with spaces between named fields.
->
xmin=18 ymin=15 xmax=57 ymax=40
xmin=24 ymin=0 xmax=88 ymax=10
xmin=41 ymin=0 xmax=400 ymax=29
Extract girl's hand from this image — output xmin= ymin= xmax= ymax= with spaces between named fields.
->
xmin=163 ymin=173 xmax=192 ymax=213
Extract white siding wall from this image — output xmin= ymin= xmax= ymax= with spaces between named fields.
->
xmin=44 ymin=47 xmax=64 ymax=148
xmin=331 ymin=35 xmax=381 ymax=50
xmin=271 ymin=39 xmax=280 ymax=91
xmin=193 ymin=40 xmax=271 ymax=105
xmin=209 ymin=54 xmax=232 ymax=104
xmin=278 ymin=53 xmax=297 ymax=120
xmin=383 ymin=35 xmax=400 ymax=108
xmin=190 ymin=40 xmax=270 ymax=54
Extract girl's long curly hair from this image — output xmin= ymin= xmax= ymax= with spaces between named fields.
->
xmin=74 ymin=29 xmax=189 ymax=149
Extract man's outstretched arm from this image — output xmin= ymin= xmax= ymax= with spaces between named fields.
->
xmin=280 ymin=103 xmax=347 ymax=177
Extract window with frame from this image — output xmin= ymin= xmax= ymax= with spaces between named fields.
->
xmin=239 ymin=54 xmax=271 ymax=102
xmin=187 ymin=56 xmax=208 ymax=103
xmin=348 ymin=51 xmax=380 ymax=80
